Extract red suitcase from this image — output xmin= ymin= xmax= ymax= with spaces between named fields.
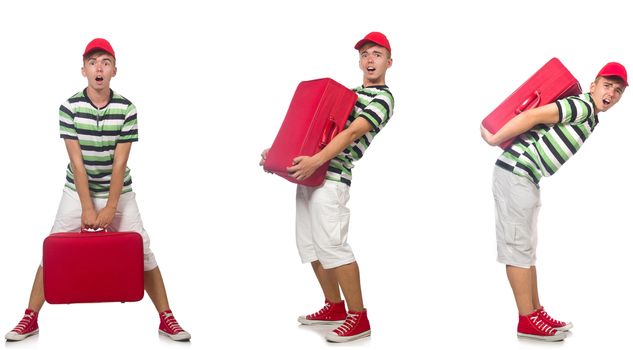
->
xmin=264 ymin=78 xmax=358 ymax=186
xmin=43 ymin=230 xmax=144 ymax=304
xmin=482 ymin=57 xmax=582 ymax=149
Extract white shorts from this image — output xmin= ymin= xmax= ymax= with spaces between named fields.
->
xmin=296 ymin=180 xmax=355 ymax=269
xmin=46 ymin=187 xmax=158 ymax=271
xmin=492 ymin=166 xmax=541 ymax=268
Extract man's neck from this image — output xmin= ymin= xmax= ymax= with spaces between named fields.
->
xmin=363 ymin=78 xmax=386 ymax=87
xmin=363 ymin=82 xmax=386 ymax=88
xmin=86 ymin=87 xmax=111 ymax=109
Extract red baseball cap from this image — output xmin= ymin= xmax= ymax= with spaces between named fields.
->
xmin=354 ymin=32 xmax=391 ymax=54
xmin=83 ymin=38 xmax=115 ymax=59
xmin=596 ymin=62 xmax=628 ymax=86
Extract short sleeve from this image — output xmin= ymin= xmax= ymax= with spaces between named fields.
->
xmin=59 ymin=101 xmax=78 ymax=140
xmin=555 ymin=95 xmax=594 ymax=125
xmin=357 ymin=90 xmax=394 ymax=132
xmin=118 ymin=103 xmax=138 ymax=143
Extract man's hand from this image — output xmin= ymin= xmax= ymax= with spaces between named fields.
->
xmin=480 ymin=124 xmax=498 ymax=146
xmin=81 ymin=207 xmax=98 ymax=229
xmin=287 ymin=155 xmax=321 ymax=181
xmin=260 ymin=148 xmax=272 ymax=173
xmin=95 ymin=206 xmax=116 ymax=230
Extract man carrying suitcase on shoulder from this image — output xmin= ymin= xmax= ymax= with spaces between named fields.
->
xmin=480 ymin=62 xmax=627 ymax=341
xmin=259 ymin=32 xmax=394 ymax=343
xmin=5 ymin=38 xmax=191 ymax=342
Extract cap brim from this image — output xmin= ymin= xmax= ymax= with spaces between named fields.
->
xmin=354 ymin=39 xmax=370 ymax=50
xmin=354 ymin=39 xmax=390 ymax=53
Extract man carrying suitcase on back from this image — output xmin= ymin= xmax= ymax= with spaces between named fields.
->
xmin=5 ymin=38 xmax=190 ymax=342
xmin=480 ymin=62 xmax=627 ymax=341
xmin=259 ymin=31 xmax=394 ymax=343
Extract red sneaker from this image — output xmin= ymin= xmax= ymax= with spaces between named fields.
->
xmin=159 ymin=310 xmax=191 ymax=341
xmin=517 ymin=310 xmax=566 ymax=341
xmin=298 ymin=299 xmax=347 ymax=325
xmin=5 ymin=309 xmax=39 ymax=341
xmin=325 ymin=309 xmax=371 ymax=343
xmin=537 ymin=306 xmax=573 ymax=331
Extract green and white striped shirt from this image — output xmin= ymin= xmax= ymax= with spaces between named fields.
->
xmin=59 ymin=89 xmax=138 ymax=198
xmin=326 ymin=85 xmax=394 ymax=186
xmin=496 ymin=93 xmax=598 ymax=184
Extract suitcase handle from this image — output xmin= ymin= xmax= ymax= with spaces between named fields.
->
xmin=515 ymin=90 xmax=541 ymax=114
xmin=80 ymin=228 xmax=108 ymax=233
xmin=319 ymin=117 xmax=339 ymax=149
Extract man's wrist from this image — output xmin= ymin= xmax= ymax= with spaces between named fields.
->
xmin=314 ymin=153 xmax=328 ymax=167
xmin=105 ymin=203 xmax=117 ymax=210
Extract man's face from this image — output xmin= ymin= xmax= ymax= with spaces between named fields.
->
xmin=358 ymin=43 xmax=392 ymax=86
xmin=82 ymin=52 xmax=117 ymax=92
xmin=590 ymin=76 xmax=625 ymax=112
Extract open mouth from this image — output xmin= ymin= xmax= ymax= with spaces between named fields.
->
xmin=96 ymin=76 xmax=104 ymax=82
xmin=602 ymin=97 xmax=611 ymax=107
xmin=367 ymin=67 xmax=376 ymax=73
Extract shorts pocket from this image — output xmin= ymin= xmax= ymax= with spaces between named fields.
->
xmin=507 ymin=223 xmax=529 ymax=248
xmin=325 ymin=212 xmax=350 ymax=246
xmin=313 ymin=182 xmax=351 ymax=247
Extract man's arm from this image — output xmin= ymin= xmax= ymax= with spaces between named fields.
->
xmin=287 ymin=117 xmax=373 ymax=181
xmin=64 ymin=139 xmax=97 ymax=228
xmin=481 ymin=103 xmax=559 ymax=146
xmin=94 ymin=142 xmax=132 ymax=229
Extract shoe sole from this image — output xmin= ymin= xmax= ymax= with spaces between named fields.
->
xmin=326 ymin=329 xmax=371 ymax=343
xmin=5 ymin=329 xmax=39 ymax=341
xmin=517 ymin=331 xmax=566 ymax=342
xmin=297 ymin=316 xmax=345 ymax=326
xmin=159 ymin=330 xmax=191 ymax=341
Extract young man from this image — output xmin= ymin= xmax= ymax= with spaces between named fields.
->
xmin=5 ymin=38 xmax=190 ymax=342
xmin=260 ymin=32 xmax=394 ymax=343
xmin=481 ymin=62 xmax=627 ymax=341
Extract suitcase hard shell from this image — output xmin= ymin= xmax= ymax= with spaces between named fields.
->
xmin=43 ymin=231 xmax=144 ymax=304
xmin=482 ymin=57 xmax=582 ymax=149
xmin=264 ymin=78 xmax=358 ymax=186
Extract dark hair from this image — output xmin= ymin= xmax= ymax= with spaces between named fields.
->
xmin=595 ymin=75 xmax=625 ymax=86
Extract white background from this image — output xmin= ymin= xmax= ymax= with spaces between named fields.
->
xmin=1 ymin=0 xmax=632 ymax=349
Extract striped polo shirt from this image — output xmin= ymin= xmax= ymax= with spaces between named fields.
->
xmin=59 ymin=89 xmax=138 ymax=198
xmin=326 ymin=85 xmax=394 ymax=186
xmin=496 ymin=93 xmax=598 ymax=184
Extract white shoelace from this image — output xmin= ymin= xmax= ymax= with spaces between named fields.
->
xmin=529 ymin=315 xmax=555 ymax=334
xmin=12 ymin=313 xmax=34 ymax=333
xmin=309 ymin=302 xmax=332 ymax=318
xmin=162 ymin=313 xmax=184 ymax=333
xmin=539 ymin=309 xmax=563 ymax=325
xmin=335 ymin=313 xmax=359 ymax=335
